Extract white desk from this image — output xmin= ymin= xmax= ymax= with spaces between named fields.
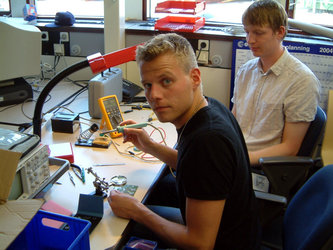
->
xmin=1 ymin=80 xmax=177 ymax=249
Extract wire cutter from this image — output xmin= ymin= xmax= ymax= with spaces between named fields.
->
xmin=70 ymin=163 xmax=85 ymax=183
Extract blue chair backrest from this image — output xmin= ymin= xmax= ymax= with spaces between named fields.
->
xmin=297 ymin=106 xmax=326 ymax=157
xmin=283 ymin=164 xmax=333 ymax=250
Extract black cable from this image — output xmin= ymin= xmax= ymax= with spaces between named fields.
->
xmin=64 ymin=78 xmax=89 ymax=88
xmin=0 ymin=121 xmax=33 ymax=132
xmin=33 ymin=59 xmax=90 ymax=137
xmin=51 ymin=87 xmax=88 ymax=114
xmin=9 ymin=134 xmax=35 ymax=150
xmin=61 ymin=86 xmax=88 ymax=107
xmin=0 ymin=104 xmax=19 ymax=112
xmin=196 ymin=47 xmax=202 ymax=60
xmin=52 ymin=85 xmax=88 ymax=113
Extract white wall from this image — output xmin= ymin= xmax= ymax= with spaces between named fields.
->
xmin=126 ymin=61 xmax=231 ymax=108
xmin=40 ymin=55 xmax=95 ymax=81
xmin=11 ymin=0 xmax=26 ymax=17
xmin=125 ymin=0 xmax=142 ymax=20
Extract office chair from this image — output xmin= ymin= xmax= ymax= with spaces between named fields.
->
xmin=259 ymin=164 xmax=333 ymax=250
xmin=321 ymin=90 xmax=333 ymax=166
xmin=259 ymin=106 xmax=327 ymax=200
xmin=254 ymin=106 xmax=326 ymax=227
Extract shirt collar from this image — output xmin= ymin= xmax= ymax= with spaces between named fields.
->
xmin=270 ymin=47 xmax=288 ymax=76
xmin=257 ymin=47 xmax=288 ymax=76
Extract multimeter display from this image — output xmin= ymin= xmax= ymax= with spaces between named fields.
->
xmin=98 ymin=95 xmax=124 ymax=137
xmin=103 ymin=97 xmax=122 ymax=128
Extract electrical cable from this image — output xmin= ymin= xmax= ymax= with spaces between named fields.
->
xmin=196 ymin=47 xmax=202 ymax=61
xmin=33 ymin=44 xmax=139 ymax=137
xmin=0 ymin=103 xmax=19 ymax=112
xmin=33 ymin=59 xmax=90 ymax=137
xmin=9 ymin=133 xmax=36 ymax=150
xmin=59 ymin=86 xmax=88 ymax=108
xmin=103 ymin=123 xmax=168 ymax=164
xmin=0 ymin=121 xmax=33 ymax=132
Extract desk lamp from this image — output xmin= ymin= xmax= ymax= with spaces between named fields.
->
xmin=33 ymin=45 xmax=138 ymax=138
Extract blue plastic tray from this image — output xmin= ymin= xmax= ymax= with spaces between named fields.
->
xmin=8 ymin=210 xmax=91 ymax=250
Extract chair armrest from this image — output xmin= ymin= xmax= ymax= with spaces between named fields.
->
xmin=254 ymin=190 xmax=287 ymax=205
xmin=259 ymin=156 xmax=314 ymax=199
xmin=259 ymin=156 xmax=313 ymax=165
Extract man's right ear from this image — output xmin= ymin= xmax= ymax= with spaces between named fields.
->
xmin=277 ymin=25 xmax=286 ymax=39
xmin=190 ymin=68 xmax=201 ymax=89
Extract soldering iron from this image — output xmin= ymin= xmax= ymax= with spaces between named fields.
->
xmin=100 ymin=122 xmax=150 ymax=135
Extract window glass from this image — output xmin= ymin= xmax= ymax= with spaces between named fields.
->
xmin=35 ymin=0 xmax=104 ymax=18
xmin=0 ymin=0 xmax=11 ymax=16
xmin=148 ymin=0 xmax=333 ymax=27
xmin=148 ymin=0 xmax=252 ymax=24
xmin=293 ymin=0 xmax=333 ymax=25
xmin=35 ymin=0 xmax=333 ymax=27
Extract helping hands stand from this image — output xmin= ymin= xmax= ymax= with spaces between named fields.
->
xmin=87 ymin=167 xmax=127 ymax=198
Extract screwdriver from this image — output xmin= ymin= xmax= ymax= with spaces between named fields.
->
xmin=100 ymin=122 xmax=150 ymax=135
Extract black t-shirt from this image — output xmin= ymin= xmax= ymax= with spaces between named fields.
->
xmin=176 ymin=97 xmax=260 ymax=249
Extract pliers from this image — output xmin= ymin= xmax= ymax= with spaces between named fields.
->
xmin=131 ymin=104 xmax=151 ymax=110
xmin=70 ymin=163 xmax=85 ymax=183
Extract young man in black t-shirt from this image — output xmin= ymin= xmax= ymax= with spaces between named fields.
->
xmin=107 ymin=33 xmax=261 ymax=249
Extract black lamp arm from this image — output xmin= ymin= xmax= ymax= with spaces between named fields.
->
xmin=32 ymin=45 xmax=139 ymax=138
xmin=33 ymin=59 xmax=90 ymax=137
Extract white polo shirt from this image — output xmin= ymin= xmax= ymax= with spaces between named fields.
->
xmin=232 ymin=48 xmax=320 ymax=151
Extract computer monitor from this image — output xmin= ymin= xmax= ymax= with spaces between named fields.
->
xmin=0 ymin=0 xmax=11 ymax=16
xmin=0 ymin=17 xmax=41 ymax=106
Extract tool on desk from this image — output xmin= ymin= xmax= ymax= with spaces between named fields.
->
xmin=78 ymin=123 xmax=99 ymax=141
xmin=148 ymin=111 xmax=157 ymax=122
xmin=131 ymin=104 xmax=151 ymax=110
xmin=81 ymin=168 xmax=85 ymax=183
xmin=98 ymin=95 xmax=124 ymax=138
xmin=71 ymin=163 xmax=85 ymax=183
xmin=87 ymin=167 xmax=127 ymax=197
xmin=68 ymin=172 xmax=75 ymax=186
xmin=93 ymin=163 xmax=126 ymax=166
xmin=100 ymin=122 xmax=150 ymax=135
xmin=75 ymin=123 xmax=112 ymax=149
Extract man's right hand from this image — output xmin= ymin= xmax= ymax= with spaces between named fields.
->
xmin=120 ymin=119 xmax=155 ymax=154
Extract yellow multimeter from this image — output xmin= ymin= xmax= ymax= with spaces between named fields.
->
xmin=98 ymin=95 xmax=124 ymax=138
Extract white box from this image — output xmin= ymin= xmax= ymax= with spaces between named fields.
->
xmin=88 ymin=67 xmax=123 ymax=118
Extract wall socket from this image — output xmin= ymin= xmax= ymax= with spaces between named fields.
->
xmin=197 ymin=39 xmax=210 ymax=64
xmin=198 ymin=39 xmax=210 ymax=51
xmin=60 ymin=32 xmax=69 ymax=42
xmin=41 ymin=31 xmax=49 ymax=41
xmin=54 ymin=44 xmax=64 ymax=56
xmin=196 ymin=50 xmax=209 ymax=64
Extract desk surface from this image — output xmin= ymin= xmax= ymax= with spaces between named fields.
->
xmin=0 ymin=80 xmax=177 ymax=249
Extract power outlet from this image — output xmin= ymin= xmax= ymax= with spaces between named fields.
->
xmin=198 ymin=39 xmax=209 ymax=51
xmin=71 ymin=44 xmax=81 ymax=56
xmin=41 ymin=31 xmax=49 ymax=41
xmin=54 ymin=43 xmax=64 ymax=56
xmin=196 ymin=50 xmax=209 ymax=64
xmin=60 ymin=32 xmax=69 ymax=42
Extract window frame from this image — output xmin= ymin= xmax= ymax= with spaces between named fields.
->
xmin=32 ymin=0 xmax=333 ymax=37
xmin=143 ymin=0 xmax=333 ymax=30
